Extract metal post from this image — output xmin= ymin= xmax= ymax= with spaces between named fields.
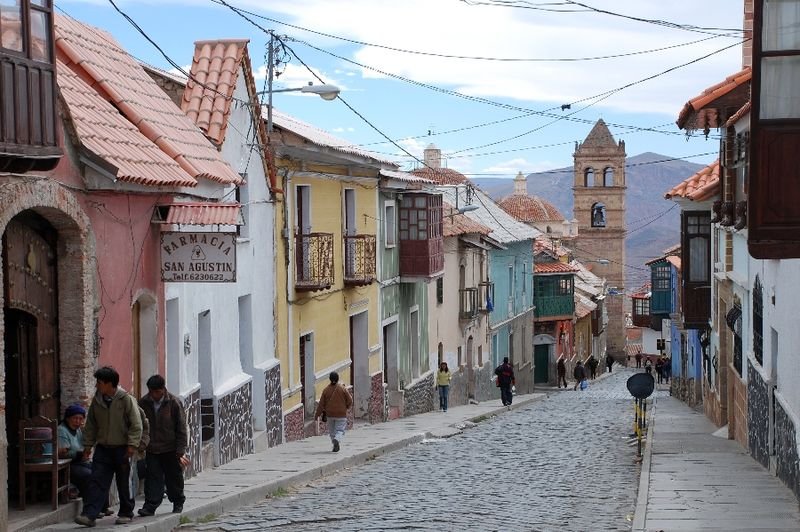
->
xmin=637 ymin=399 xmax=643 ymax=457
xmin=266 ymin=33 xmax=274 ymax=133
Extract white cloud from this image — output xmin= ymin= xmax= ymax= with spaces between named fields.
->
xmin=332 ymin=126 xmax=355 ymax=133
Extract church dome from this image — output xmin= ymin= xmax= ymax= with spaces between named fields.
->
xmin=498 ymin=171 xmax=564 ymax=223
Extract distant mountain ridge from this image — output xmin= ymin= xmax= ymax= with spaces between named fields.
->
xmin=473 ymin=152 xmax=707 ymax=289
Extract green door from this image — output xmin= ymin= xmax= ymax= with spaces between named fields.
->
xmin=534 ymin=344 xmax=550 ymax=383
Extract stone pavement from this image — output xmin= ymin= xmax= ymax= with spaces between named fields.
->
xmin=27 ymin=391 xmax=546 ymax=532
xmin=633 ymin=393 xmax=800 ymax=531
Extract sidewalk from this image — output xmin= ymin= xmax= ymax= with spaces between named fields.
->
xmin=22 ymin=392 xmax=545 ymax=532
xmin=633 ymin=393 xmax=800 ymax=531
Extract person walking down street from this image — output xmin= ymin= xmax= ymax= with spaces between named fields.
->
xmin=494 ymin=357 xmax=516 ymax=407
xmin=75 ymin=366 xmax=143 ymax=527
xmin=58 ymin=404 xmax=92 ymax=500
xmin=573 ymin=360 xmax=587 ymax=391
xmin=436 ymin=362 xmax=451 ymax=412
xmin=587 ymin=355 xmax=599 ymax=379
xmin=315 ymin=372 xmax=353 ymax=452
xmin=655 ymin=357 xmax=665 ymax=384
xmin=137 ymin=375 xmax=188 ymax=517
xmin=635 ymin=352 xmax=642 ymax=368
xmin=556 ymin=357 xmax=567 ymax=389
xmin=644 ymin=358 xmax=653 ymax=376
xmin=663 ymin=357 xmax=672 ymax=383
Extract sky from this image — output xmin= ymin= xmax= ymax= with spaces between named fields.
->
xmin=58 ymin=0 xmax=746 ymax=178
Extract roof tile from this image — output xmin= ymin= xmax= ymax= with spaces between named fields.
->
xmin=443 ymin=203 xmax=492 ymax=237
xmin=499 ymin=194 xmax=564 ymax=223
xmin=164 ymin=202 xmax=242 ymax=225
xmin=55 ymin=15 xmax=242 ymax=187
xmin=534 ymin=262 xmax=578 ymax=274
xmin=676 ymin=68 xmax=751 ymax=130
xmin=664 ymin=160 xmax=720 ymax=201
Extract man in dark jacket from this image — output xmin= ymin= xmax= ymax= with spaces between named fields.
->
xmin=573 ymin=360 xmax=587 ymax=391
xmin=137 ymin=375 xmax=188 ymax=516
xmin=494 ymin=357 xmax=516 ymax=407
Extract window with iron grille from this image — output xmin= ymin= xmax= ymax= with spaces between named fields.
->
xmin=753 ymin=276 xmax=763 ymax=365
xmin=733 ymin=303 xmax=743 ymax=376
xmin=436 ymin=277 xmax=443 ymax=305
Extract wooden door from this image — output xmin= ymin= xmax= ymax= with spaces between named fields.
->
xmin=534 ymin=344 xmax=549 ymax=384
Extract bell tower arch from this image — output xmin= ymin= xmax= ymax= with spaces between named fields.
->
xmin=572 ymin=119 xmax=627 ymax=361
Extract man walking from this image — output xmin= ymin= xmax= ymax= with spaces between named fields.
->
xmin=587 ymin=355 xmax=599 ymax=379
xmin=556 ymin=357 xmax=567 ymax=389
xmin=494 ymin=357 xmax=516 ymax=407
xmin=573 ymin=360 xmax=587 ymax=391
xmin=315 ymin=372 xmax=353 ymax=452
xmin=137 ymin=375 xmax=188 ymax=517
xmin=75 ymin=367 xmax=143 ymax=527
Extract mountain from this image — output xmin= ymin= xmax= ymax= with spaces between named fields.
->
xmin=473 ymin=152 xmax=707 ymax=289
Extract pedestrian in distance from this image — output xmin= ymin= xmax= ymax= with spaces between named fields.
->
xmin=75 ymin=366 xmax=143 ymax=527
xmin=663 ymin=357 xmax=672 ymax=383
xmin=436 ymin=362 xmax=451 ymax=412
xmin=573 ymin=360 xmax=587 ymax=390
xmin=494 ymin=357 xmax=516 ymax=407
xmin=556 ymin=357 xmax=567 ymax=389
xmin=655 ymin=357 xmax=664 ymax=384
xmin=635 ymin=352 xmax=642 ymax=368
xmin=137 ymin=375 xmax=189 ymax=517
xmin=315 ymin=372 xmax=353 ymax=452
xmin=606 ymin=355 xmax=614 ymax=373
xmin=58 ymin=404 xmax=92 ymax=501
xmin=644 ymin=358 xmax=653 ymax=376
xmin=587 ymin=355 xmax=599 ymax=379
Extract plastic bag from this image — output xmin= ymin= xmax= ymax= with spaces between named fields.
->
xmin=491 ymin=375 xmax=498 ymax=387
xmin=580 ymin=379 xmax=589 ymax=391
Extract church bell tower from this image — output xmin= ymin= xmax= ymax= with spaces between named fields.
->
xmin=572 ymin=119 xmax=627 ymax=361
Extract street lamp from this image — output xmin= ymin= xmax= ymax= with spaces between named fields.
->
xmin=262 ymin=33 xmax=340 ymax=132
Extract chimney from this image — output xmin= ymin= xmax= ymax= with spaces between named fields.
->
xmin=743 ymin=0 xmax=753 ymax=68
xmin=423 ymin=143 xmax=441 ymax=169
xmin=513 ymin=171 xmax=527 ymax=196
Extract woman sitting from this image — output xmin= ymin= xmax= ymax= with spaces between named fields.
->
xmin=57 ymin=404 xmax=91 ymax=499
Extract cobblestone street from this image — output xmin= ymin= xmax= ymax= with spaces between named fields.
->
xmin=186 ymin=369 xmax=651 ymax=532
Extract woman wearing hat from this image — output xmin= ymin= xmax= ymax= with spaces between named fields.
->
xmin=58 ymin=404 xmax=91 ymax=499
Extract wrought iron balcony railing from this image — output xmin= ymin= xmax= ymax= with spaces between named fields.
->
xmin=344 ymin=234 xmax=377 ymax=286
xmin=295 ymin=232 xmax=334 ymax=291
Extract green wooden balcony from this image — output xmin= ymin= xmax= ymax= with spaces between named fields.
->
xmin=534 ymin=294 xmax=574 ymax=319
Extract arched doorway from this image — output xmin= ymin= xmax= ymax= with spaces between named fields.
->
xmin=132 ymin=294 xmax=158 ymax=398
xmin=2 ymin=214 xmax=59 ymax=500
xmin=533 ymin=334 xmax=555 ymax=384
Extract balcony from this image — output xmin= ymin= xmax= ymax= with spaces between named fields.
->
xmin=459 ymin=287 xmax=478 ymax=320
xmin=295 ymin=232 xmax=334 ymax=292
xmin=534 ymin=294 xmax=574 ymax=320
xmin=344 ymin=234 xmax=376 ymax=286
xmin=478 ymin=281 xmax=494 ymax=312
xmin=398 ymin=193 xmax=444 ymax=279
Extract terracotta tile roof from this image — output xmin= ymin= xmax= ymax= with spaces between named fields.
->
xmin=676 ymin=68 xmax=751 ymax=130
xmin=182 ymin=40 xmax=248 ymax=146
xmin=666 ymin=255 xmax=681 ymax=270
xmin=163 ymin=202 xmax=242 ymax=225
xmin=575 ymin=292 xmax=597 ymax=319
xmin=534 ymin=262 xmax=578 ymax=274
xmin=645 ymin=245 xmax=680 ymax=266
xmin=55 ymin=15 xmax=242 ymax=187
xmin=443 ymin=203 xmax=492 ymax=237
xmin=411 ymin=166 xmax=469 ymax=185
xmin=625 ymin=343 xmax=643 ymax=356
xmin=627 ymin=328 xmax=643 ymax=342
xmin=664 ymin=160 xmax=720 ymax=201
xmin=499 ymin=194 xmax=564 ymax=223
xmin=534 ymin=237 xmax=570 ymax=258
xmin=57 ymin=60 xmax=195 ymax=187
xmin=725 ymin=101 xmax=751 ymax=127
xmin=380 ymin=169 xmax=434 ymax=185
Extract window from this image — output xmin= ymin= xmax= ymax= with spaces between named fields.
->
xmin=436 ymin=277 xmax=443 ymax=305
xmin=686 ymin=213 xmax=711 ymax=283
xmin=0 ymin=0 xmax=52 ymax=61
xmin=384 ymin=201 xmax=396 ymax=247
xmin=457 ymin=346 xmax=463 ymax=367
xmin=558 ymin=277 xmax=573 ymax=295
xmin=478 ymin=345 xmax=483 ymax=366
xmin=653 ymin=264 xmax=671 ymax=290
xmin=603 ymin=167 xmax=614 ymax=187
xmin=753 ymin=275 xmax=763 ymax=365
xmin=634 ymin=298 xmax=650 ymax=316
xmin=235 ymin=178 xmax=249 ymax=239
xmin=584 ymin=168 xmax=594 ymax=187
xmin=591 ymin=202 xmax=606 ymax=228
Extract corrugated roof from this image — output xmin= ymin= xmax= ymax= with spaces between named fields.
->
xmin=436 ymin=186 xmax=540 ymax=244
xmin=163 ymin=202 xmax=242 ymax=225
xmin=664 ymin=160 xmax=720 ymax=201
xmin=182 ymin=40 xmax=249 ymax=146
xmin=535 ymin=262 xmax=579 ymax=274
xmin=268 ymin=108 xmax=395 ymax=165
xmin=499 ymin=194 xmax=564 ymax=223
xmin=676 ymin=68 xmax=751 ymax=131
xmin=55 ymin=15 xmax=242 ymax=186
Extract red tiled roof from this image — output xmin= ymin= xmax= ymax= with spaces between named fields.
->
xmin=627 ymin=328 xmax=643 ymax=342
xmin=55 ymin=15 xmax=242 ymax=187
xmin=498 ymin=194 xmax=564 ymax=223
xmin=575 ymin=299 xmax=593 ymax=319
xmin=666 ymin=255 xmax=681 ymax=270
xmin=625 ymin=343 xmax=643 ymax=356
xmin=182 ymin=40 xmax=248 ymax=146
xmin=57 ymin=61 xmax=195 ymax=187
xmin=163 ymin=202 xmax=242 ymax=225
xmin=534 ymin=237 xmax=570 ymax=258
xmin=676 ymin=68 xmax=751 ymax=130
xmin=443 ymin=203 xmax=492 ymax=237
xmin=410 ymin=166 xmax=469 ymax=185
xmin=534 ymin=262 xmax=578 ymax=274
xmin=664 ymin=160 xmax=720 ymax=201
xmin=725 ymin=101 xmax=751 ymax=127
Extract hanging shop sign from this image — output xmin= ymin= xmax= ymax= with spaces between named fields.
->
xmin=161 ymin=231 xmax=236 ymax=282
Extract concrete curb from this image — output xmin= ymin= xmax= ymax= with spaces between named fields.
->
xmin=631 ymin=396 xmax=656 ymax=532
